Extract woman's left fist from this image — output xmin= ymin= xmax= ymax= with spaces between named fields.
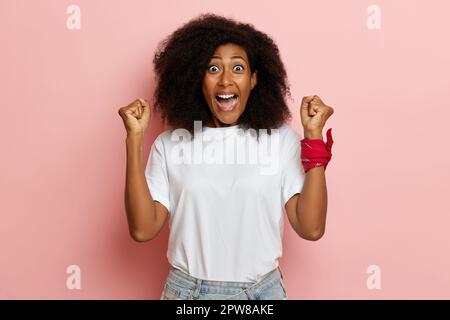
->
xmin=300 ymin=95 xmax=334 ymax=139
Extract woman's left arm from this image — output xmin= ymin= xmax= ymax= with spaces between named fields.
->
xmin=285 ymin=95 xmax=334 ymax=241
xmin=295 ymin=165 xmax=327 ymax=240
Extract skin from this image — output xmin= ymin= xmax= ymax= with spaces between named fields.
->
xmin=118 ymin=99 xmax=169 ymax=242
xmin=118 ymin=45 xmax=335 ymax=242
xmin=285 ymin=95 xmax=334 ymax=241
xmin=202 ymin=43 xmax=257 ymax=128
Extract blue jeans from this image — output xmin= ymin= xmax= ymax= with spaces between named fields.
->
xmin=160 ymin=266 xmax=288 ymax=300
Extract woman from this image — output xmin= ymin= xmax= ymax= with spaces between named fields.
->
xmin=118 ymin=13 xmax=334 ymax=300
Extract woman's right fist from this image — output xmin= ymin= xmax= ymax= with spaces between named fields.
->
xmin=118 ymin=98 xmax=151 ymax=134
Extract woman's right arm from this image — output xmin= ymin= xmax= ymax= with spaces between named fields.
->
xmin=119 ymin=99 xmax=169 ymax=242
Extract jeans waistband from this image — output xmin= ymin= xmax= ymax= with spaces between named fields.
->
xmin=167 ymin=266 xmax=282 ymax=290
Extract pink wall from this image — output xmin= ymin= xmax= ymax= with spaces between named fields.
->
xmin=1 ymin=0 xmax=449 ymax=299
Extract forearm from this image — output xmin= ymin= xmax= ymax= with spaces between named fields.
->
xmin=124 ymin=133 xmax=156 ymax=239
xmin=295 ymin=95 xmax=334 ymax=240
xmin=296 ymin=165 xmax=328 ymax=240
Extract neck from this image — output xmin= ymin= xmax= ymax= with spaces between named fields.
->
xmin=207 ymin=118 xmax=237 ymax=128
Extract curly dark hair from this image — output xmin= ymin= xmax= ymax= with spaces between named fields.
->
xmin=152 ymin=13 xmax=293 ymax=138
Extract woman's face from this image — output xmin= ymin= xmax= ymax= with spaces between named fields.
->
xmin=202 ymin=43 xmax=257 ymax=128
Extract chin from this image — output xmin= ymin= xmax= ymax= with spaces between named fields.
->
xmin=214 ymin=111 xmax=241 ymax=125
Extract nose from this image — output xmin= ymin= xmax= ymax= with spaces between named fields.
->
xmin=219 ymin=69 xmax=233 ymax=86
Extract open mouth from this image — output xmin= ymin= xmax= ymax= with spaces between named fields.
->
xmin=215 ymin=94 xmax=238 ymax=112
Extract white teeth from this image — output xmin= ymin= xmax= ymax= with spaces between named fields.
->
xmin=217 ymin=94 xmax=235 ymax=99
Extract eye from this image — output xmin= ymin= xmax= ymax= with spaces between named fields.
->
xmin=233 ymin=65 xmax=244 ymax=72
xmin=208 ymin=65 xmax=219 ymax=73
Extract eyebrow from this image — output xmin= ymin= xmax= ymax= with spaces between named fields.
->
xmin=211 ymin=55 xmax=246 ymax=61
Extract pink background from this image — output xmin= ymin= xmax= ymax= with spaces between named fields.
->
xmin=1 ymin=0 xmax=449 ymax=299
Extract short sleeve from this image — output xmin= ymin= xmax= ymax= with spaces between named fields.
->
xmin=145 ymin=134 xmax=171 ymax=214
xmin=281 ymin=129 xmax=306 ymax=206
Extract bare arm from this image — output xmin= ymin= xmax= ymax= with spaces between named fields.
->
xmin=285 ymin=94 xmax=333 ymax=241
xmin=285 ymin=165 xmax=327 ymax=241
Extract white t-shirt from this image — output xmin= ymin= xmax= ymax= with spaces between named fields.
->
xmin=145 ymin=122 xmax=306 ymax=282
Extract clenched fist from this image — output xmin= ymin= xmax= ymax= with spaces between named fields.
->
xmin=300 ymin=95 xmax=334 ymax=139
xmin=118 ymin=98 xmax=151 ymax=135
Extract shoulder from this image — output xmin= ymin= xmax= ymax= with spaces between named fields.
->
xmin=274 ymin=124 xmax=302 ymax=160
xmin=153 ymin=129 xmax=173 ymax=145
xmin=277 ymin=123 xmax=301 ymax=144
xmin=150 ymin=129 xmax=173 ymax=153
xmin=152 ymin=128 xmax=196 ymax=153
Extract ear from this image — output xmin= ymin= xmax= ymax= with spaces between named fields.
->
xmin=251 ymin=70 xmax=258 ymax=89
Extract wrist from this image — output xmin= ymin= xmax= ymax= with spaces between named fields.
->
xmin=126 ymin=131 xmax=145 ymax=143
xmin=303 ymin=131 xmax=323 ymax=140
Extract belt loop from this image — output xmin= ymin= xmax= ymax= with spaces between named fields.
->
xmin=191 ymin=278 xmax=202 ymax=300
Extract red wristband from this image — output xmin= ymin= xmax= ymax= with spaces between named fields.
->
xmin=300 ymin=128 xmax=334 ymax=173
